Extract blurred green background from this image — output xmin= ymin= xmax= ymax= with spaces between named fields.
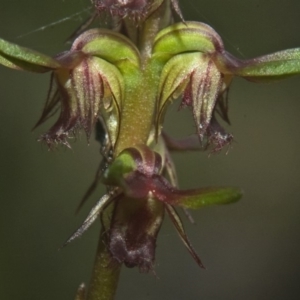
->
xmin=1 ymin=0 xmax=300 ymax=299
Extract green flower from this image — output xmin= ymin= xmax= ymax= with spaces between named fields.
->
xmin=0 ymin=29 xmax=140 ymax=148
xmin=154 ymin=22 xmax=300 ymax=152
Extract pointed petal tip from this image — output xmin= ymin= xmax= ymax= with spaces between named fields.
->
xmin=61 ymin=192 xmax=117 ymax=248
xmin=166 ymin=205 xmax=205 ymax=269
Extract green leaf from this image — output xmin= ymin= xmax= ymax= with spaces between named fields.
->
xmin=174 ymin=187 xmax=242 ymax=209
xmin=0 ymin=37 xmax=61 ymax=72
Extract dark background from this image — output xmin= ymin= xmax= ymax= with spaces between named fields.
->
xmin=1 ymin=1 xmax=300 ymax=299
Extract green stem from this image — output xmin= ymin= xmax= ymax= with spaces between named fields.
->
xmin=115 ymin=67 xmax=158 ymax=154
xmin=84 ymin=203 xmax=121 ymax=300
xmin=138 ymin=0 xmax=171 ymax=62
xmin=86 ymin=228 xmax=121 ymax=300
xmin=83 ymin=2 xmax=173 ymax=299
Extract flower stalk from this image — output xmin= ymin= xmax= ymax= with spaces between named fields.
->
xmin=86 ymin=224 xmax=122 ymax=300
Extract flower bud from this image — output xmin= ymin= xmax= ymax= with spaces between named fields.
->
xmin=93 ymin=0 xmax=154 ymax=21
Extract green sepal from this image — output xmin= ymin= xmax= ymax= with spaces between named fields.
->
xmin=175 ymin=187 xmax=242 ymax=209
xmin=74 ymin=29 xmax=141 ymax=75
xmin=215 ymin=49 xmax=300 ymax=82
xmin=156 ymin=52 xmax=200 ymax=135
xmin=156 ymin=51 xmax=222 ymax=141
xmin=103 ymin=150 xmax=137 ymax=186
xmin=0 ymin=37 xmax=61 ymax=72
xmin=152 ymin=21 xmax=224 ymax=63
xmin=88 ymin=56 xmax=124 ymax=144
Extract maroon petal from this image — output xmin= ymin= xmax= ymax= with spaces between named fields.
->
xmin=108 ymin=195 xmax=164 ymax=272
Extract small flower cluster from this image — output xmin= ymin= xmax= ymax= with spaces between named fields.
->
xmin=1 ymin=0 xmax=300 ymax=274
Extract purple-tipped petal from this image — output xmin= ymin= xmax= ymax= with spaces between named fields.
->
xmin=189 ymin=58 xmax=222 ymax=142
